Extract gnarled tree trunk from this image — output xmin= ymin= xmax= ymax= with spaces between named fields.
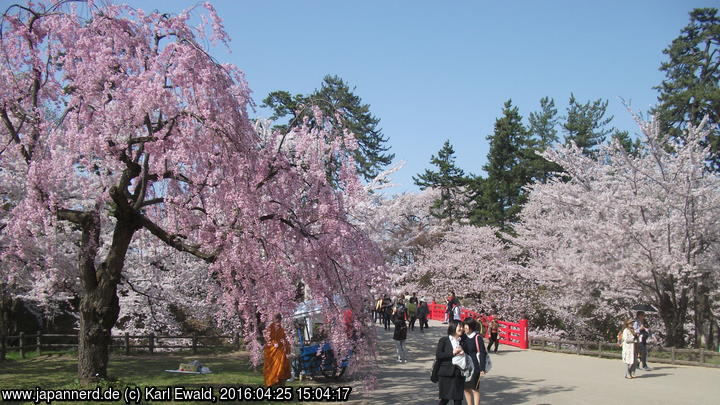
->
xmin=75 ymin=211 xmax=137 ymax=383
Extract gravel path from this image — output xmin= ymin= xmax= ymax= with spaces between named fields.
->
xmin=337 ymin=319 xmax=720 ymax=405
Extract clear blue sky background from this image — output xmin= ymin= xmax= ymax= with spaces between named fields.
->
xmin=114 ymin=1 xmax=719 ymax=192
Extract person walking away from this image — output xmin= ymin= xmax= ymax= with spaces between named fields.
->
xmin=407 ymin=299 xmax=418 ymax=331
xmin=638 ymin=321 xmax=652 ymax=370
xmin=417 ymin=301 xmax=429 ymax=332
xmin=392 ymin=300 xmax=408 ymax=362
xmin=621 ymin=319 xmax=638 ymax=379
xmin=381 ymin=295 xmax=392 ymax=330
xmin=461 ymin=318 xmax=487 ymax=405
xmin=263 ymin=314 xmax=291 ymax=387
xmin=435 ymin=320 xmax=466 ymax=405
xmin=487 ymin=319 xmax=500 ymax=353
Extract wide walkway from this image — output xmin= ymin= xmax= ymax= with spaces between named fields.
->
xmin=342 ymin=319 xmax=720 ymax=404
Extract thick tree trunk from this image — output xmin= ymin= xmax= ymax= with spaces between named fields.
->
xmin=657 ymin=281 xmax=689 ymax=348
xmin=76 ymin=211 xmax=137 ymax=383
xmin=78 ymin=289 xmax=119 ymax=381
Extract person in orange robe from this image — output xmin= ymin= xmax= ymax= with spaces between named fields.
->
xmin=263 ymin=313 xmax=291 ymax=387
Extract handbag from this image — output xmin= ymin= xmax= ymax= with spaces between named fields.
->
xmin=430 ymin=359 xmax=440 ymax=383
xmin=475 ymin=335 xmax=491 ymax=374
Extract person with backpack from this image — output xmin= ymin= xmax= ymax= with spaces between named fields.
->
xmin=392 ymin=299 xmax=408 ymax=362
xmin=407 ymin=298 xmax=418 ymax=331
xmin=381 ymin=294 xmax=392 ymax=330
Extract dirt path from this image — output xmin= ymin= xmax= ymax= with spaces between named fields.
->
xmin=337 ymin=319 xmax=720 ymax=405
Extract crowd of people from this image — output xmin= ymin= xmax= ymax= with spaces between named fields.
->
xmin=373 ymin=291 xmax=498 ymax=405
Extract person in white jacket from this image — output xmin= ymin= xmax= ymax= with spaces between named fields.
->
xmin=621 ymin=319 xmax=639 ymax=379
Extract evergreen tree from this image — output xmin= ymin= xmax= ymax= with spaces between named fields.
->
xmin=471 ymin=100 xmax=534 ymax=233
xmin=611 ymin=130 xmax=642 ymax=157
xmin=413 ymin=140 xmax=468 ymax=224
xmin=263 ymin=75 xmax=394 ymax=181
xmin=563 ymin=94 xmax=614 ymax=156
xmin=653 ymin=8 xmax=720 ymax=171
xmin=528 ymin=97 xmax=563 ymax=182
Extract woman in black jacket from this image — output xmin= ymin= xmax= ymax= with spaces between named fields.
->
xmin=435 ymin=319 xmax=465 ymax=405
xmin=461 ymin=318 xmax=487 ymax=405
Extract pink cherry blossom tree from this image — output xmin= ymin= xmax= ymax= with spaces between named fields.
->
xmin=0 ymin=0 xmax=383 ymax=381
xmin=514 ymin=118 xmax=720 ymax=347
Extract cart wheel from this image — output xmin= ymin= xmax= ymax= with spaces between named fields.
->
xmin=320 ymin=364 xmax=346 ymax=380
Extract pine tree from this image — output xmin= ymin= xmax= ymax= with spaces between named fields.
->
xmin=653 ymin=8 xmax=720 ymax=171
xmin=528 ymin=97 xmax=563 ymax=182
xmin=563 ymin=94 xmax=614 ymax=156
xmin=263 ymin=75 xmax=394 ymax=181
xmin=471 ymin=100 xmax=534 ymax=233
xmin=413 ymin=140 xmax=468 ymax=224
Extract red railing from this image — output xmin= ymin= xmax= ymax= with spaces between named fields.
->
xmin=427 ymin=302 xmax=529 ymax=350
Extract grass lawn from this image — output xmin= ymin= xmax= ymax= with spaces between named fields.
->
xmin=0 ymin=350 xmax=347 ymax=404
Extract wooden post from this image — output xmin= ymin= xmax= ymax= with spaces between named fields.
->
xmin=19 ymin=331 xmax=24 ymax=359
xmin=0 ymin=333 xmax=5 ymax=361
xmin=542 ymin=338 xmax=547 ymax=351
xmin=556 ymin=341 xmax=561 ymax=352
xmin=576 ymin=342 xmax=581 ymax=355
xmin=125 ymin=333 xmax=130 ymax=356
xmin=699 ymin=348 xmax=705 ymax=364
xmin=36 ymin=330 xmax=41 ymax=355
xmin=192 ymin=333 xmax=198 ymax=355
xmin=671 ymin=347 xmax=676 ymax=364
xmin=149 ymin=333 xmax=155 ymax=354
xmin=233 ymin=332 xmax=240 ymax=351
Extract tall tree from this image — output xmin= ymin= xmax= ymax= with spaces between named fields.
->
xmin=527 ymin=97 xmax=564 ymax=182
xmin=653 ymin=8 xmax=720 ymax=171
xmin=413 ymin=140 xmax=468 ymax=224
xmin=471 ymin=100 xmax=534 ymax=233
xmin=0 ymin=1 xmax=383 ymax=382
xmin=263 ymin=75 xmax=394 ymax=181
xmin=515 ymin=118 xmax=720 ymax=347
xmin=562 ymin=94 xmax=615 ymax=156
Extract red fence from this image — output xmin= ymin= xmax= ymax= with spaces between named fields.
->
xmin=427 ymin=302 xmax=529 ymax=350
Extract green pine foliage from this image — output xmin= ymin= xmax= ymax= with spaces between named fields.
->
xmin=653 ymin=8 xmax=720 ymax=171
xmin=413 ymin=140 xmax=468 ymax=224
xmin=562 ymin=94 xmax=615 ymax=156
xmin=470 ymin=100 xmax=535 ymax=233
xmin=262 ymin=75 xmax=394 ymax=181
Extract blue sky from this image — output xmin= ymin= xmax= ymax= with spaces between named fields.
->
xmin=115 ymin=0 xmax=717 ymax=192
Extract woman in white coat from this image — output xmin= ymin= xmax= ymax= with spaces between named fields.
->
xmin=621 ymin=319 xmax=638 ymax=379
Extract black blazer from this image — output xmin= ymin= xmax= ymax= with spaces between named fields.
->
xmin=435 ymin=336 xmax=460 ymax=377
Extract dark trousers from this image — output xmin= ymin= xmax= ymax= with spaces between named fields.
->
xmin=420 ymin=317 xmax=428 ymax=330
xmin=382 ymin=312 xmax=391 ymax=330
xmin=488 ymin=332 xmax=499 ymax=352
xmin=639 ymin=343 xmax=648 ymax=368
xmin=409 ymin=315 xmax=417 ymax=330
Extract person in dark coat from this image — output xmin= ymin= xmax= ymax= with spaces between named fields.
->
xmin=435 ymin=319 xmax=466 ymax=405
xmin=392 ymin=299 xmax=408 ymax=362
xmin=461 ymin=318 xmax=487 ymax=405
xmin=417 ymin=300 xmax=429 ymax=332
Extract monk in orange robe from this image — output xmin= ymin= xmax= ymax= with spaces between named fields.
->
xmin=263 ymin=313 xmax=291 ymax=387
